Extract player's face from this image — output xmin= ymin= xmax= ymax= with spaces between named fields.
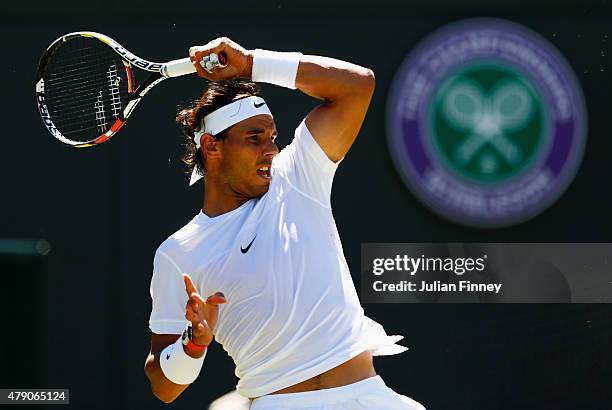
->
xmin=218 ymin=115 xmax=279 ymax=198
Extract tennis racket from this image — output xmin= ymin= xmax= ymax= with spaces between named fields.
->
xmin=35 ymin=31 xmax=225 ymax=148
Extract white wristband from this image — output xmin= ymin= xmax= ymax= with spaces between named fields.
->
xmin=160 ymin=335 xmax=206 ymax=385
xmin=251 ymin=49 xmax=303 ymax=89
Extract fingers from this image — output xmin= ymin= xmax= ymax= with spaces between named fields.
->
xmin=188 ymin=37 xmax=238 ymax=80
xmin=185 ymin=303 xmax=209 ymax=330
xmin=192 ymin=322 xmax=211 ymax=346
xmin=185 ymin=305 xmax=212 ymax=346
xmin=193 ymin=322 xmax=207 ymax=336
xmin=189 ymin=42 xmax=223 ymax=79
xmin=183 ymin=273 xmax=198 ymax=298
xmin=187 ymin=292 xmax=225 ymax=319
xmin=186 ymin=291 xmax=206 ymax=316
xmin=183 ymin=273 xmax=225 ymax=315
xmin=183 ymin=274 xmax=225 ymax=305
xmin=217 ymin=51 xmax=228 ymax=66
xmin=205 ymin=292 xmax=227 ymax=306
xmin=182 ymin=271 xmax=225 ymax=346
xmin=185 ymin=303 xmax=198 ymax=323
xmin=190 ymin=56 xmax=208 ymax=78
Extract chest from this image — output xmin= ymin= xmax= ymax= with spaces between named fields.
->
xmin=196 ymin=193 xmax=339 ymax=305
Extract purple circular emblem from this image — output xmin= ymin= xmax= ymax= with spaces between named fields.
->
xmin=386 ymin=18 xmax=587 ymax=228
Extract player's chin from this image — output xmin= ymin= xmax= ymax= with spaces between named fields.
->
xmin=253 ymin=179 xmax=271 ymax=196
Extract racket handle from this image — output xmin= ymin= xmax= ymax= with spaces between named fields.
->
xmin=162 ymin=58 xmax=197 ymax=77
xmin=162 ymin=53 xmax=226 ymax=78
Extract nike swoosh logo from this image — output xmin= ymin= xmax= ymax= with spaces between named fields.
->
xmin=240 ymin=235 xmax=257 ymax=253
xmin=166 ymin=354 xmax=171 ymax=360
xmin=254 ymin=101 xmax=266 ymax=108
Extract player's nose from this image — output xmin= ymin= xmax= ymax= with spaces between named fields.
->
xmin=263 ymin=137 xmax=279 ymax=157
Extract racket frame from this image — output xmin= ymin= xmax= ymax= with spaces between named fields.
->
xmin=36 ymin=31 xmax=200 ymax=147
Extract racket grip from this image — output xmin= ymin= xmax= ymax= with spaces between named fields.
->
xmin=162 ymin=54 xmax=225 ymax=78
xmin=162 ymin=58 xmax=197 ymax=77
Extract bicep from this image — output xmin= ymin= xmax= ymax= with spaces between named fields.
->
xmin=294 ymin=56 xmax=375 ymax=162
xmin=304 ymin=76 xmax=375 ymax=163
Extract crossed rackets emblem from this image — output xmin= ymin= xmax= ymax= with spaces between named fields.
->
xmin=440 ymin=78 xmax=535 ymax=170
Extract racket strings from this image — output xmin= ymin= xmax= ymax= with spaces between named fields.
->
xmin=43 ymin=37 xmax=129 ymax=142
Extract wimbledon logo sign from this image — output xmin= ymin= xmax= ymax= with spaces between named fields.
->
xmin=386 ymin=19 xmax=587 ymax=227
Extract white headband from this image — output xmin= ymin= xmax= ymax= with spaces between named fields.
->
xmin=194 ymin=96 xmax=273 ymax=148
xmin=190 ymin=95 xmax=273 ymax=186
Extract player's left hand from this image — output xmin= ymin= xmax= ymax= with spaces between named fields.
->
xmin=183 ymin=273 xmax=226 ymax=347
xmin=189 ymin=37 xmax=252 ymax=81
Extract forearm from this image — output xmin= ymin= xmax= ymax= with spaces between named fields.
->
xmin=295 ymin=55 xmax=375 ymax=102
xmin=192 ymin=38 xmax=374 ymax=101
xmin=144 ymin=352 xmax=189 ymax=403
xmin=190 ymin=38 xmax=375 ymax=161
xmin=144 ymin=342 xmax=204 ymax=403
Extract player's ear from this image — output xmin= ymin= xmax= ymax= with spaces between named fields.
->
xmin=202 ymin=134 xmax=220 ymax=158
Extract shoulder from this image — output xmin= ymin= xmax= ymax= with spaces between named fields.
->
xmin=155 ymin=213 xmax=203 ymax=264
xmin=272 ymin=118 xmax=336 ymax=171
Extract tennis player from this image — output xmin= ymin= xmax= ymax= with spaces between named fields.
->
xmin=144 ymin=37 xmax=425 ymax=410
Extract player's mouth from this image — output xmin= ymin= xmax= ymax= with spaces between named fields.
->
xmin=256 ymin=165 xmax=271 ymax=180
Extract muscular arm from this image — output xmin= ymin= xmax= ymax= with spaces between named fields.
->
xmin=295 ymin=55 xmax=376 ymax=162
xmin=189 ymin=39 xmax=374 ymax=162
xmin=145 ymin=274 xmax=225 ymax=403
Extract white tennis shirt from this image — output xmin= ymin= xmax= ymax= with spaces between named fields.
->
xmin=149 ymin=119 xmax=407 ymax=398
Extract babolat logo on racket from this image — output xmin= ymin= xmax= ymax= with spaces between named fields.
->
xmin=386 ymin=18 xmax=587 ymax=228
xmin=112 ymin=45 xmax=163 ymax=71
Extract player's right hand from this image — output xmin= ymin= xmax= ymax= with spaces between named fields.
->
xmin=189 ymin=37 xmax=252 ymax=81
xmin=183 ymin=273 xmax=226 ymax=347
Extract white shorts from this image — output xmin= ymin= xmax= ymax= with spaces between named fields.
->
xmin=249 ymin=376 xmax=426 ymax=410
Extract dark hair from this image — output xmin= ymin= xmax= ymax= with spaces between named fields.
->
xmin=176 ymin=79 xmax=262 ymax=179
